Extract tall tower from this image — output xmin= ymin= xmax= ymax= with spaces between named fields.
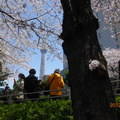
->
xmin=39 ymin=49 xmax=47 ymax=80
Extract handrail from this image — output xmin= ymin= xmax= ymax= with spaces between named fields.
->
xmin=2 ymin=95 xmax=69 ymax=104
xmin=113 ymin=88 xmax=120 ymax=91
xmin=1 ymin=79 xmax=120 ymax=104
xmin=0 ymin=88 xmax=71 ymax=104
xmin=0 ymin=88 xmax=70 ymax=98
xmin=110 ymin=80 xmax=120 ymax=83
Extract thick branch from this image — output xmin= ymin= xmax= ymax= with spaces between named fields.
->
xmin=0 ymin=9 xmax=15 ymax=20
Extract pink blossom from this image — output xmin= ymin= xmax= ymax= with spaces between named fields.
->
xmin=89 ymin=60 xmax=100 ymax=71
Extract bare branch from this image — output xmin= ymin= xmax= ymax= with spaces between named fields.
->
xmin=27 ymin=9 xmax=52 ymax=22
xmin=0 ymin=9 xmax=15 ymax=20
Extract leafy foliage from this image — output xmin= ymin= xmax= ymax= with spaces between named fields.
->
xmin=1 ymin=97 xmax=120 ymax=120
xmin=115 ymin=96 xmax=120 ymax=116
xmin=0 ymin=100 xmax=73 ymax=120
xmin=62 ymin=70 xmax=70 ymax=86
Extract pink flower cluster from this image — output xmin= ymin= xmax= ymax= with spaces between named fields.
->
xmin=103 ymin=48 xmax=120 ymax=78
xmin=89 ymin=60 xmax=100 ymax=71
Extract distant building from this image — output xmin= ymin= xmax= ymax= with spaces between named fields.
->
xmin=97 ymin=11 xmax=120 ymax=49
xmin=63 ymin=11 xmax=120 ymax=70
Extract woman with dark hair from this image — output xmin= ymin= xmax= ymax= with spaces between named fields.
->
xmin=13 ymin=73 xmax=25 ymax=100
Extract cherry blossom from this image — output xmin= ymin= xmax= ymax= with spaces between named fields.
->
xmin=91 ymin=0 xmax=120 ymax=36
xmin=103 ymin=48 xmax=120 ymax=79
xmin=0 ymin=0 xmax=62 ymax=71
xmin=89 ymin=60 xmax=100 ymax=71
xmin=0 ymin=0 xmax=119 ymax=72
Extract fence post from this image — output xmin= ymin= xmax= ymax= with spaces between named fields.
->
xmin=8 ymin=94 xmax=12 ymax=104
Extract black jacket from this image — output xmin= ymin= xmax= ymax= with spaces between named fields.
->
xmin=24 ymin=75 xmax=38 ymax=92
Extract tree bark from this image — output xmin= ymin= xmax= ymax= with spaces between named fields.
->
xmin=60 ymin=0 xmax=118 ymax=120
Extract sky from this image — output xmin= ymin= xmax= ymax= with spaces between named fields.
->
xmin=0 ymin=1 xmax=64 ymax=89
xmin=5 ymin=49 xmax=63 ymax=89
xmin=19 ymin=2 xmax=64 ymax=79
xmin=21 ymin=49 xmax=63 ymax=77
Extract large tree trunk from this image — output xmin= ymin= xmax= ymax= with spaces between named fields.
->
xmin=60 ymin=0 xmax=118 ymax=120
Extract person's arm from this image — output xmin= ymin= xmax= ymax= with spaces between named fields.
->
xmin=13 ymin=79 xmax=16 ymax=88
xmin=14 ymin=79 xmax=16 ymax=83
xmin=14 ymin=79 xmax=19 ymax=88
xmin=19 ymin=80 xmax=24 ymax=90
xmin=14 ymin=79 xmax=17 ymax=85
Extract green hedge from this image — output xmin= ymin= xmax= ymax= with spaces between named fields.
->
xmin=0 ymin=100 xmax=73 ymax=120
xmin=115 ymin=96 xmax=120 ymax=114
xmin=1 ymin=96 xmax=120 ymax=120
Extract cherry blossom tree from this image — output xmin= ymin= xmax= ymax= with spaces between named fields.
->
xmin=0 ymin=52 xmax=9 ymax=86
xmin=0 ymin=0 xmax=119 ymax=71
xmin=103 ymin=48 xmax=120 ymax=79
xmin=0 ymin=0 xmax=62 ymax=71
xmin=89 ymin=49 xmax=120 ymax=79
xmin=91 ymin=0 xmax=120 ymax=39
xmin=0 ymin=1 xmax=120 ymax=119
xmin=60 ymin=0 xmax=119 ymax=119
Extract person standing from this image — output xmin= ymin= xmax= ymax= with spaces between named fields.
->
xmin=46 ymin=69 xmax=65 ymax=99
xmin=13 ymin=73 xmax=25 ymax=100
xmin=24 ymin=69 xmax=39 ymax=100
xmin=3 ymin=84 xmax=11 ymax=102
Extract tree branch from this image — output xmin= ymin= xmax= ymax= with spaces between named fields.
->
xmin=0 ymin=37 xmax=24 ymax=52
xmin=0 ymin=9 xmax=15 ymax=20
xmin=27 ymin=9 xmax=52 ymax=22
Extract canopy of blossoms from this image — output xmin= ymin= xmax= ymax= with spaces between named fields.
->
xmin=0 ymin=0 xmax=62 ymax=71
xmin=103 ymin=48 xmax=120 ymax=79
xmin=0 ymin=0 xmax=119 ymax=72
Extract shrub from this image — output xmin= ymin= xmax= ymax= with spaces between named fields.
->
xmin=1 ymin=96 xmax=120 ymax=120
xmin=0 ymin=100 xmax=73 ymax=120
xmin=115 ymin=96 xmax=120 ymax=115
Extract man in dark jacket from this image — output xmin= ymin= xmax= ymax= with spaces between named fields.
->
xmin=24 ymin=69 xmax=39 ymax=99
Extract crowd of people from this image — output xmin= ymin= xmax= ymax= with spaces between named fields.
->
xmin=11 ymin=68 xmax=65 ymax=101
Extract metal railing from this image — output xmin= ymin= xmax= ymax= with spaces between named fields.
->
xmin=0 ymin=88 xmax=71 ymax=104
xmin=111 ymin=79 xmax=120 ymax=94
xmin=1 ymin=79 xmax=120 ymax=104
